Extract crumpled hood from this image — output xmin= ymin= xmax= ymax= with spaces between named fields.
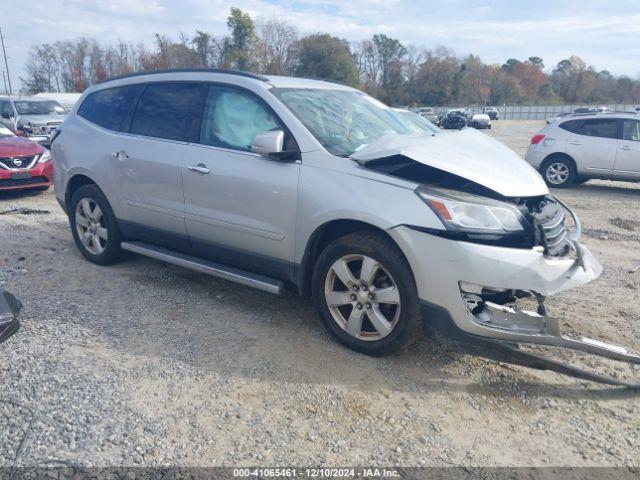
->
xmin=351 ymin=129 xmax=549 ymax=198
xmin=18 ymin=113 xmax=66 ymax=126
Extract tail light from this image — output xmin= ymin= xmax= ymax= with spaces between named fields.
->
xmin=531 ymin=134 xmax=546 ymax=145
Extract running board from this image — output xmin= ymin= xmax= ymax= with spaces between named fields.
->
xmin=120 ymin=241 xmax=284 ymax=295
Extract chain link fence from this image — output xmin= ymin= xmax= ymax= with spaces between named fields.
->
xmin=430 ymin=104 xmax=639 ymax=120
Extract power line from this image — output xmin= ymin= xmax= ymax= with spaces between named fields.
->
xmin=0 ymin=27 xmax=13 ymax=95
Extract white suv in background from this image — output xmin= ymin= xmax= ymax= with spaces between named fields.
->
xmin=525 ymin=113 xmax=640 ymax=187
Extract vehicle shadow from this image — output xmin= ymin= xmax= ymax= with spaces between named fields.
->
xmin=48 ymin=244 xmax=640 ymax=401
xmin=566 ymin=181 xmax=640 ymax=198
xmin=0 ymin=187 xmax=50 ymax=202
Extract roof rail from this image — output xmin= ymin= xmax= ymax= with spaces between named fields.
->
xmin=569 ymin=110 xmax=638 ymax=117
xmin=99 ymin=68 xmax=270 ymax=84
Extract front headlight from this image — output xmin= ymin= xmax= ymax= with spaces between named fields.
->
xmin=38 ymin=150 xmax=51 ymax=163
xmin=416 ymin=186 xmax=525 ymax=233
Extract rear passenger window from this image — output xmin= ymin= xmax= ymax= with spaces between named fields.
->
xmin=130 ymin=83 xmax=206 ymax=142
xmin=559 ymin=120 xmax=582 ymax=134
xmin=78 ymin=85 xmax=142 ymax=131
xmin=577 ymin=119 xmax=618 ymax=139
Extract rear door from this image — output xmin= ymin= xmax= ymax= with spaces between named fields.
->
xmin=181 ymin=84 xmax=300 ymax=279
xmin=566 ymin=118 xmax=619 ymax=177
xmin=614 ymin=118 xmax=640 ymax=180
xmin=114 ymin=82 xmax=207 ymax=243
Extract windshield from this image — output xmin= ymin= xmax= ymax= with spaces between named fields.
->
xmin=271 ymin=88 xmax=412 ymax=156
xmin=0 ymin=125 xmax=15 ymax=138
xmin=14 ymin=100 xmax=65 ymax=115
xmin=396 ymin=110 xmax=440 ymax=134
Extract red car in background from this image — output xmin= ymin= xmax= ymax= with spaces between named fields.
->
xmin=0 ymin=125 xmax=52 ymax=192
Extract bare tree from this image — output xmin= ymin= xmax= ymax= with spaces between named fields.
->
xmin=256 ymin=18 xmax=299 ymax=75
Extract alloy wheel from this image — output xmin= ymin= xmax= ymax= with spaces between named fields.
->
xmin=75 ymin=198 xmax=108 ymax=255
xmin=324 ymin=254 xmax=401 ymax=341
xmin=545 ymin=162 xmax=570 ymax=185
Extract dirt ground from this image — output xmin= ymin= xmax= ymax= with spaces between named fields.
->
xmin=1 ymin=120 xmax=639 ymax=467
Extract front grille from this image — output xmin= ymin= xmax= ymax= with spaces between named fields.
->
xmin=0 ymin=176 xmax=47 ymax=188
xmin=529 ymin=197 xmax=571 ymax=257
xmin=0 ymin=155 xmax=36 ymax=169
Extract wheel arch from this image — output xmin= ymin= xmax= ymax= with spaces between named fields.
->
xmin=541 ymin=152 xmax=577 ymax=175
xmin=65 ymin=173 xmax=99 ymax=210
xmin=297 ymin=219 xmax=413 ymax=298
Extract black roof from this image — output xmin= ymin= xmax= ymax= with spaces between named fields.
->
xmin=99 ymin=68 xmax=270 ymax=84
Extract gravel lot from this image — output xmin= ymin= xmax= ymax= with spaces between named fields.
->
xmin=1 ymin=120 xmax=639 ymax=468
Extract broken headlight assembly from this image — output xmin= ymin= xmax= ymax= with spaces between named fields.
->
xmin=415 ymin=186 xmax=534 ymax=248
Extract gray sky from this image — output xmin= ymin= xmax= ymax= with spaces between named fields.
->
xmin=2 ymin=0 xmax=640 ymax=91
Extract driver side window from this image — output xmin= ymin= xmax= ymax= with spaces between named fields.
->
xmin=2 ymin=101 xmax=13 ymax=118
xmin=623 ymin=120 xmax=640 ymax=142
xmin=199 ymin=85 xmax=282 ymax=152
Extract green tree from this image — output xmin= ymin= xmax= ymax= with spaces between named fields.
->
xmin=528 ymin=56 xmax=544 ymax=69
xmin=223 ymin=7 xmax=257 ymax=70
xmin=295 ymin=34 xmax=358 ymax=86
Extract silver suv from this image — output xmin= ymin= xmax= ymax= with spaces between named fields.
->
xmin=526 ymin=112 xmax=640 ymax=187
xmin=51 ymin=69 xmax=625 ymax=362
xmin=0 ymin=96 xmax=67 ymax=147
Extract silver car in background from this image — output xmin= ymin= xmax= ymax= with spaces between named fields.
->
xmin=51 ymin=70 xmax=639 ymax=382
xmin=0 ymin=96 xmax=67 ymax=147
xmin=526 ymin=112 xmax=640 ymax=187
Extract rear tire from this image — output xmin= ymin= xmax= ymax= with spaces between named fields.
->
xmin=541 ymin=155 xmax=576 ymax=188
xmin=69 ymin=184 xmax=122 ymax=265
xmin=311 ymin=231 xmax=421 ymax=356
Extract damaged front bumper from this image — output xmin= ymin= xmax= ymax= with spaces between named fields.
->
xmin=0 ymin=289 xmax=21 ymax=343
xmin=389 ymin=221 xmax=640 ymax=387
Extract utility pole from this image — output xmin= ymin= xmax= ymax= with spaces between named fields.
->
xmin=2 ymin=70 xmax=7 ymax=95
xmin=0 ymin=27 xmax=13 ymax=95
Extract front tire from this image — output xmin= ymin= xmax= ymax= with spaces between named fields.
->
xmin=312 ymin=231 xmax=421 ymax=356
xmin=541 ymin=155 xmax=576 ymax=188
xmin=69 ymin=184 xmax=122 ymax=265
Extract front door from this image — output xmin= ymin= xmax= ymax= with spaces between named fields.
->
xmin=566 ymin=118 xmax=619 ymax=177
xmin=182 ymin=84 xmax=300 ymax=279
xmin=614 ymin=119 xmax=640 ymax=180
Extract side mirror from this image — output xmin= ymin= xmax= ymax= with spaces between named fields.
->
xmin=1 ymin=112 xmax=11 ymax=119
xmin=251 ymin=130 xmax=284 ymax=156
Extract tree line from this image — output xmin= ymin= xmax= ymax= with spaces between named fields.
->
xmin=20 ymin=7 xmax=640 ymax=106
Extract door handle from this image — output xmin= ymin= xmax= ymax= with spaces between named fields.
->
xmin=187 ymin=163 xmax=210 ymax=174
xmin=111 ymin=150 xmax=130 ymax=160
xmin=569 ymin=141 xmax=581 ymax=145
xmin=620 ymin=145 xmax=632 ymax=151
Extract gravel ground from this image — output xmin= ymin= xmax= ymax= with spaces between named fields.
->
xmin=1 ymin=120 xmax=639 ymax=468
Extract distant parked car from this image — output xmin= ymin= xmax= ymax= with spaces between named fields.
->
xmin=0 ymin=124 xmax=52 ymax=192
xmin=441 ymin=113 xmax=467 ymax=130
xmin=414 ymin=107 xmax=439 ymax=125
xmin=525 ymin=113 xmax=640 ymax=187
xmin=393 ymin=108 xmax=440 ymax=134
xmin=574 ymin=106 xmax=610 ymax=114
xmin=469 ymin=113 xmax=492 ymax=129
xmin=0 ymin=96 xmax=66 ymax=147
xmin=446 ymin=108 xmax=466 ymax=117
xmin=483 ymin=106 xmax=499 ymax=120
